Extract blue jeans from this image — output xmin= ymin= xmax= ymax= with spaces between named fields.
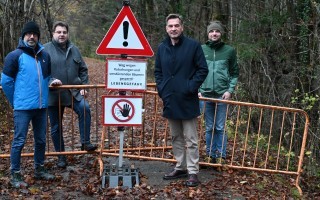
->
xmin=200 ymin=99 xmax=228 ymax=158
xmin=11 ymin=109 xmax=47 ymax=173
xmin=49 ymin=98 xmax=91 ymax=152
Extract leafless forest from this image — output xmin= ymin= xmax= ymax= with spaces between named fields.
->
xmin=0 ymin=0 xmax=320 ymax=197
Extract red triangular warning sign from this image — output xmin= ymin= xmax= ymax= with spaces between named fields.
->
xmin=96 ymin=5 xmax=154 ymax=57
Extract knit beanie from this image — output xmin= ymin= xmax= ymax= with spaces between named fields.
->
xmin=207 ymin=21 xmax=224 ymax=35
xmin=21 ymin=21 xmax=40 ymax=38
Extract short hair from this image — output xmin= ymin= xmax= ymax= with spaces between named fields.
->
xmin=52 ymin=21 xmax=69 ymax=32
xmin=165 ymin=14 xmax=183 ymax=25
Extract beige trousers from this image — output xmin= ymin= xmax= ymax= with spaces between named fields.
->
xmin=168 ymin=118 xmax=199 ymax=174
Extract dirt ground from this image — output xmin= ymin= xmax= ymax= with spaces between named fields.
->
xmin=0 ymin=154 xmax=246 ymax=199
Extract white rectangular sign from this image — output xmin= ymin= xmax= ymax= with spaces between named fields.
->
xmin=102 ymin=95 xmax=142 ymax=126
xmin=106 ymin=59 xmax=147 ymax=91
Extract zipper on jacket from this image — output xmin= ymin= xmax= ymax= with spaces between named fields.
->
xmin=213 ymin=50 xmax=216 ymax=88
xmin=35 ymin=55 xmax=42 ymax=108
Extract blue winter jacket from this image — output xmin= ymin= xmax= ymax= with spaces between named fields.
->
xmin=1 ymin=39 xmax=51 ymax=110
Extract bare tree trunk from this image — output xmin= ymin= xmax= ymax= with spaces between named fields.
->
xmin=39 ymin=0 xmax=53 ymax=39
xmin=0 ymin=0 xmax=36 ymax=59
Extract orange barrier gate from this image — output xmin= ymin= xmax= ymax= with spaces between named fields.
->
xmin=0 ymin=84 xmax=309 ymax=195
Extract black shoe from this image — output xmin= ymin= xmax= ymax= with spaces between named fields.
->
xmin=186 ymin=174 xmax=200 ymax=187
xmin=57 ymin=155 xmax=67 ymax=168
xmin=34 ymin=166 xmax=55 ymax=180
xmin=81 ymin=143 xmax=97 ymax=151
xmin=10 ymin=171 xmax=28 ymax=188
xmin=163 ymin=169 xmax=188 ymax=180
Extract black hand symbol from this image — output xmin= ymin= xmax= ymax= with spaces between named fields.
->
xmin=120 ymin=103 xmax=131 ymax=117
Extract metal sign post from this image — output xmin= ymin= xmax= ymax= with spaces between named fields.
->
xmin=117 ymin=90 xmax=126 ymax=169
xmin=118 ymin=129 xmax=124 ymax=168
xmin=98 ymin=0 xmax=152 ymax=188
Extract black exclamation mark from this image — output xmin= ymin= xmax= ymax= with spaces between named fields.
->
xmin=123 ymin=21 xmax=129 ymax=47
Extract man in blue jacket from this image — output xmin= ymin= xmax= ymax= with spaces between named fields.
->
xmin=1 ymin=21 xmax=60 ymax=188
xmin=154 ymin=14 xmax=208 ymax=187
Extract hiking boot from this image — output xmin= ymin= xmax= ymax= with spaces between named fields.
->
xmin=216 ymin=157 xmax=226 ymax=164
xmin=201 ymin=156 xmax=216 ymax=169
xmin=216 ymin=157 xmax=228 ymax=172
xmin=34 ymin=166 xmax=55 ymax=180
xmin=186 ymin=174 xmax=200 ymax=187
xmin=204 ymin=156 xmax=216 ymax=164
xmin=57 ymin=155 xmax=67 ymax=168
xmin=163 ymin=169 xmax=188 ymax=180
xmin=81 ymin=143 xmax=97 ymax=151
xmin=10 ymin=171 xmax=28 ymax=188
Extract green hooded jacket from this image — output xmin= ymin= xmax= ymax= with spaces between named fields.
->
xmin=199 ymin=40 xmax=239 ymax=98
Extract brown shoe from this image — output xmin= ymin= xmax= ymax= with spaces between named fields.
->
xmin=186 ymin=174 xmax=200 ymax=187
xmin=163 ymin=169 xmax=188 ymax=180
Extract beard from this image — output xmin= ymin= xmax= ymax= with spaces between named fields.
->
xmin=27 ymin=40 xmax=36 ymax=47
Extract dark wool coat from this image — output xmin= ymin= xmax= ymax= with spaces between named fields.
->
xmin=154 ymin=35 xmax=208 ymax=120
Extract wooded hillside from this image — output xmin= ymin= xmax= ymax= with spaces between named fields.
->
xmin=0 ymin=0 xmax=319 ymax=178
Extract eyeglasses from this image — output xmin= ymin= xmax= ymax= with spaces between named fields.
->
xmin=25 ymin=32 xmax=38 ymax=37
xmin=54 ymin=31 xmax=68 ymax=34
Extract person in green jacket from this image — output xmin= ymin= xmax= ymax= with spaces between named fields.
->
xmin=199 ymin=20 xmax=239 ymax=163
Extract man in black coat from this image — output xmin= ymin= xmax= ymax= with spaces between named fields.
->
xmin=154 ymin=13 xmax=208 ymax=187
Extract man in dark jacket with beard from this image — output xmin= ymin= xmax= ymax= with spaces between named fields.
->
xmin=154 ymin=14 xmax=208 ymax=187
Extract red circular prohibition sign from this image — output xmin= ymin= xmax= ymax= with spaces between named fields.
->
xmin=111 ymin=99 xmax=135 ymax=122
